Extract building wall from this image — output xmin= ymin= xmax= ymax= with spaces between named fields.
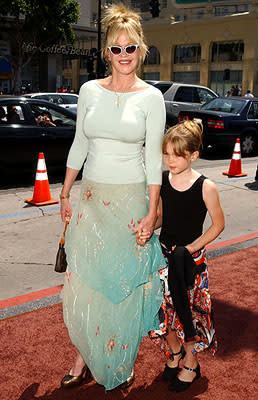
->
xmin=77 ymin=0 xmax=91 ymax=27
xmin=143 ymin=11 xmax=258 ymax=95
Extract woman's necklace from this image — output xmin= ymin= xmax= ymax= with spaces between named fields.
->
xmin=110 ymin=79 xmax=136 ymax=107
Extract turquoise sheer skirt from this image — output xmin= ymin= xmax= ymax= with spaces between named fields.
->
xmin=62 ymin=179 xmax=166 ymax=390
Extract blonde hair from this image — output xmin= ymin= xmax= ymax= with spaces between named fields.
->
xmin=101 ymin=3 xmax=148 ymax=70
xmin=162 ymin=119 xmax=203 ymax=157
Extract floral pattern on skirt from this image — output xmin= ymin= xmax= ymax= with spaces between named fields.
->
xmin=62 ymin=179 xmax=166 ymax=391
xmin=149 ymin=247 xmax=218 ymax=357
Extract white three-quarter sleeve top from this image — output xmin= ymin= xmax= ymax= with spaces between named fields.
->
xmin=66 ymin=80 xmax=166 ymax=185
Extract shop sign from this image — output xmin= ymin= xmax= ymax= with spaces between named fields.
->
xmin=22 ymin=42 xmax=97 ymax=57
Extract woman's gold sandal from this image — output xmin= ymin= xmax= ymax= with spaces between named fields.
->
xmin=119 ymin=369 xmax=135 ymax=389
xmin=61 ymin=365 xmax=91 ymax=389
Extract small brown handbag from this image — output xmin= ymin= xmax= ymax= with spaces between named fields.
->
xmin=55 ymin=219 xmax=69 ymax=273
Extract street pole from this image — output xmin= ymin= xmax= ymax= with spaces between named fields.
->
xmin=96 ymin=0 xmax=102 ymax=78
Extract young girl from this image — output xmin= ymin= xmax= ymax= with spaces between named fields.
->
xmin=145 ymin=120 xmax=225 ymax=393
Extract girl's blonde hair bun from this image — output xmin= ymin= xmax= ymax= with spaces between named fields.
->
xmin=162 ymin=119 xmax=203 ymax=157
xmin=193 ymin=118 xmax=204 ymax=134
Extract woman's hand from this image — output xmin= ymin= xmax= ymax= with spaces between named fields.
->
xmin=132 ymin=214 xmax=157 ymax=246
xmin=60 ymin=198 xmax=72 ymax=222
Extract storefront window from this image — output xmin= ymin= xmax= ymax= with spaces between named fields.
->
xmin=210 ymin=70 xmax=242 ymax=96
xmin=174 ymin=45 xmax=201 ymax=64
xmin=211 ymin=41 xmax=244 ymax=62
xmin=173 ymin=71 xmax=200 ymax=84
xmin=144 ymin=46 xmax=160 ymax=65
xmin=143 ymin=72 xmax=160 ymax=80
xmin=63 ymin=58 xmax=72 ymax=69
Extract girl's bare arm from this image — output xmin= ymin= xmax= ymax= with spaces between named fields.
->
xmin=186 ymin=179 xmax=225 ymax=254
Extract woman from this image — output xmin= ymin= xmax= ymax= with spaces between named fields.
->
xmin=60 ymin=3 xmax=166 ymax=392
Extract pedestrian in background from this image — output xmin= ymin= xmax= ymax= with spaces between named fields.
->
xmin=59 ymin=3 xmax=166 ymax=391
xmin=146 ymin=120 xmax=224 ymax=393
xmin=244 ymin=90 xmax=254 ymax=98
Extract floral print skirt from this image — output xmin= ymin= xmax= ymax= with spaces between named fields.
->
xmin=149 ymin=247 xmax=218 ymax=357
xmin=62 ymin=179 xmax=166 ymax=390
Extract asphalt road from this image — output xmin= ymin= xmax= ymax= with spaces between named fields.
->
xmin=0 ymin=154 xmax=257 ymax=301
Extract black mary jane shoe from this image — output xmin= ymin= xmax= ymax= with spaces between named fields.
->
xmin=119 ymin=369 xmax=135 ymax=390
xmin=61 ymin=365 xmax=91 ymax=389
xmin=168 ymin=364 xmax=201 ymax=393
xmin=162 ymin=346 xmax=186 ymax=382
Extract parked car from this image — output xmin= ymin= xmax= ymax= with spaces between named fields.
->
xmin=0 ymin=97 xmax=76 ymax=181
xmin=163 ymin=82 xmax=218 ymax=117
xmin=177 ymin=97 xmax=258 ymax=155
xmin=23 ymin=92 xmax=78 ymax=111
xmin=145 ymin=80 xmax=173 ymax=94
xmin=145 ymin=81 xmax=218 ymax=129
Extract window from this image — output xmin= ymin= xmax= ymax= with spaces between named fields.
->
xmin=202 ymin=98 xmax=245 ymax=114
xmin=196 ymin=88 xmax=216 ymax=104
xmin=211 ymin=41 xmax=244 ymax=62
xmin=144 ymin=46 xmax=160 ymax=65
xmin=0 ymin=104 xmax=25 ymax=123
xmin=174 ymin=45 xmax=201 ymax=64
xmin=131 ymin=0 xmax=149 ymax=12
xmin=210 ymin=70 xmax=242 ymax=96
xmin=143 ymin=72 xmax=160 ymax=80
xmin=154 ymin=82 xmax=172 ymax=94
xmin=248 ymin=102 xmax=258 ymax=119
xmin=173 ymin=71 xmax=200 ymax=84
xmin=174 ymin=87 xmax=196 ymax=103
xmin=63 ymin=58 xmax=72 ymax=69
xmin=30 ymin=103 xmax=76 ymax=127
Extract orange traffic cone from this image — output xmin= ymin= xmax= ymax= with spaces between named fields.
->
xmin=222 ymin=138 xmax=247 ymax=177
xmin=25 ymin=153 xmax=59 ymax=206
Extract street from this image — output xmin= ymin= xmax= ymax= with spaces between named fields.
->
xmin=0 ymin=154 xmax=258 ymax=301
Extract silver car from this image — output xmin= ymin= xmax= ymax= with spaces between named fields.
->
xmin=24 ymin=92 xmax=78 ymax=111
xmin=163 ymin=83 xmax=218 ymax=117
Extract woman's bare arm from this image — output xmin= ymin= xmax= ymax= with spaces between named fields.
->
xmin=60 ymin=167 xmax=80 ymax=222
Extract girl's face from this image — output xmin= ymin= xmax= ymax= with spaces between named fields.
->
xmin=163 ymin=142 xmax=198 ymax=175
xmin=107 ymin=30 xmax=140 ymax=76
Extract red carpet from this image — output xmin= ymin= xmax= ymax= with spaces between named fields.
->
xmin=1 ymin=246 xmax=257 ymax=400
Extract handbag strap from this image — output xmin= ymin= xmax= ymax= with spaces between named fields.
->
xmin=60 ymin=218 xmax=70 ymax=245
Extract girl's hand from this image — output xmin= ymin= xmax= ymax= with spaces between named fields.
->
xmin=60 ymin=198 xmax=72 ymax=222
xmin=185 ymin=244 xmax=194 ymax=254
xmin=137 ymin=228 xmax=151 ymax=246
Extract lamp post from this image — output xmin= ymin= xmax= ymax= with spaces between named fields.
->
xmin=96 ymin=0 xmax=103 ymax=78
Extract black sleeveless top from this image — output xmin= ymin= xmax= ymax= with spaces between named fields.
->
xmin=159 ymin=171 xmax=207 ymax=249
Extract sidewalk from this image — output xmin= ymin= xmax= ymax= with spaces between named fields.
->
xmin=0 ymin=156 xmax=257 ymax=307
xmin=1 ymin=233 xmax=257 ymax=321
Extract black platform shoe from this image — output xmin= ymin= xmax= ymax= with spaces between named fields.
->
xmin=61 ymin=365 xmax=91 ymax=389
xmin=162 ymin=346 xmax=186 ymax=382
xmin=168 ymin=364 xmax=201 ymax=392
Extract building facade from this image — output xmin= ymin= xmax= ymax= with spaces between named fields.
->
xmin=0 ymin=0 xmax=99 ymax=93
xmin=1 ymin=0 xmax=257 ymax=95
xmin=143 ymin=8 xmax=258 ymax=96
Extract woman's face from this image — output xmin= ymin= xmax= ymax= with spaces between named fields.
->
xmin=107 ymin=30 xmax=140 ymax=76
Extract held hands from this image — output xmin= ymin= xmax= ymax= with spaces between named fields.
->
xmin=132 ymin=215 xmax=156 ymax=246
